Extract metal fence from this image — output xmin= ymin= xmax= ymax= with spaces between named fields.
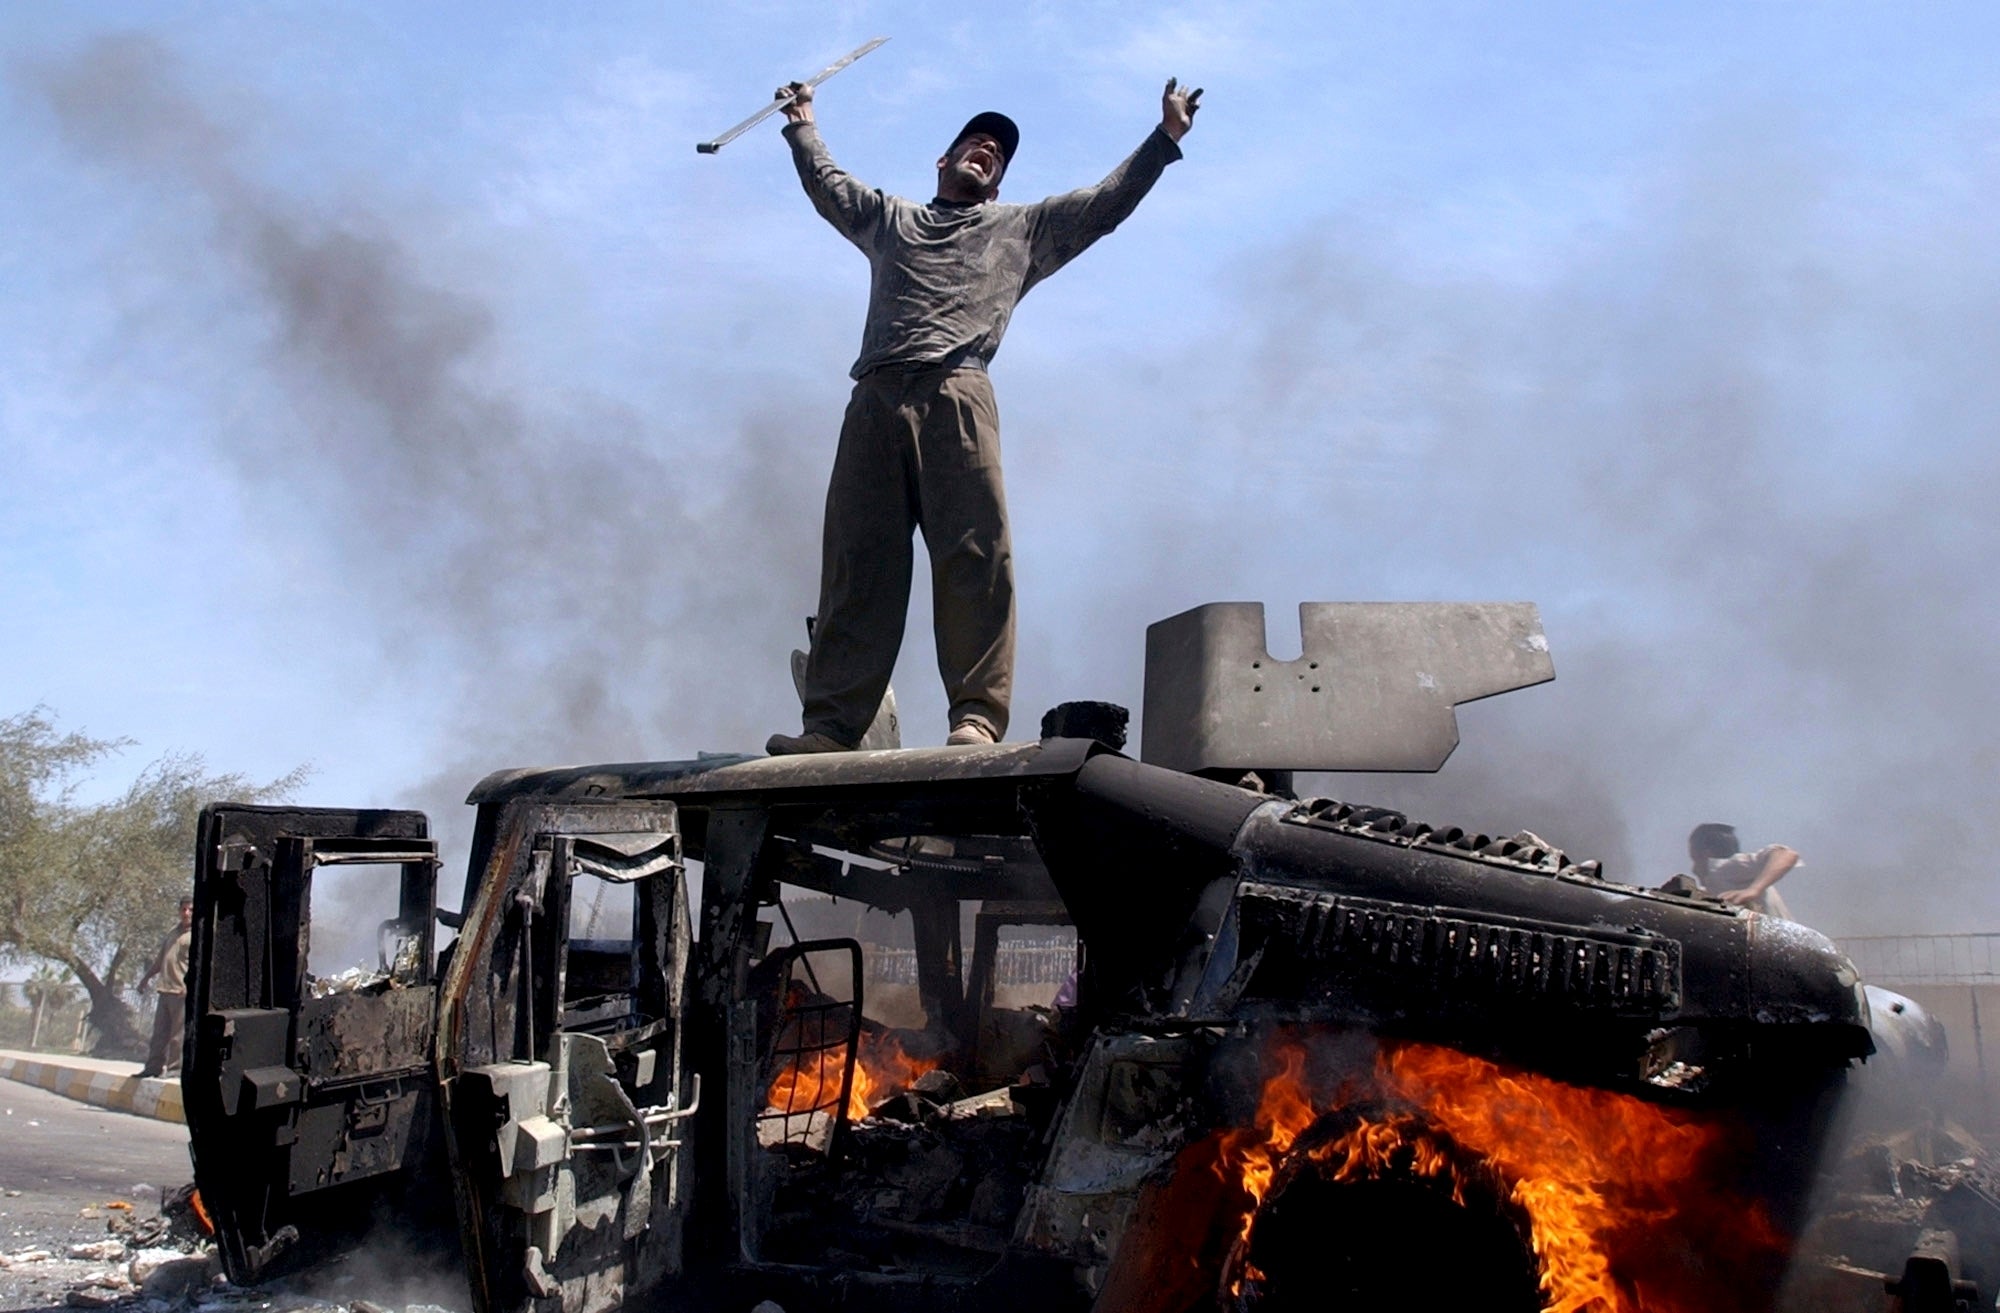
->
xmin=866 ymin=938 xmax=1077 ymax=988
xmin=1836 ymin=933 xmax=2000 ymax=986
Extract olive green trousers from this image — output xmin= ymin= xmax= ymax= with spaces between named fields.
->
xmin=799 ymin=364 xmax=1014 ymax=744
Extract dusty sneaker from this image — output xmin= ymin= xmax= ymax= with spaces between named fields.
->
xmin=765 ymin=730 xmax=855 ymax=756
xmin=944 ymin=720 xmax=998 ymax=747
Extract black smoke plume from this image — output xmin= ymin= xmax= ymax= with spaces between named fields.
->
xmin=25 ymin=36 xmax=2000 ymax=938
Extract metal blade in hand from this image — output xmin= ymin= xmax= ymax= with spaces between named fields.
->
xmin=696 ymin=37 xmax=889 ymax=155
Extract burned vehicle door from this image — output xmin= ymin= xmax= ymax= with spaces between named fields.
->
xmin=437 ymin=800 xmax=691 ymax=1313
xmin=185 ymin=804 xmax=447 ymax=1284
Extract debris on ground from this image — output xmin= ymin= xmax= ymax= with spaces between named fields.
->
xmin=63 ymin=1276 xmax=131 ymax=1308
xmin=66 ymin=1241 xmax=126 ymax=1262
xmin=158 ymin=1184 xmax=215 ymax=1244
xmin=1787 ymin=1125 xmax=2000 ymax=1311
xmin=8 ymin=1179 xmax=227 ymax=1311
xmin=108 ymin=1209 xmax=172 ymax=1249
xmin=130 ymin=1247 xmax=217 ymax=1297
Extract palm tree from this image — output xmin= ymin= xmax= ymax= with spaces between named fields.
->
xmin=23 ymin=964 xmax=73 ymax=1050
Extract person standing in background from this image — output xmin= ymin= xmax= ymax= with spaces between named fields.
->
xmin=135 ymin=896 xmax=193 ymax=1079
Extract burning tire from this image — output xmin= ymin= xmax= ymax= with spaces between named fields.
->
xmin=1219 ymin=1106 xmax=1544 ymax=1312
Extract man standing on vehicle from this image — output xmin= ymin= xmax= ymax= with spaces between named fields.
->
xmin=765 ymin=77 xmax=1202 ymax=754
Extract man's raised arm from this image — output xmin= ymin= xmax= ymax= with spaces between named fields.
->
xmin=1717 ymin=845 xmax=1801 ymax=908
xmin=778 ymin=82 xmax=886 ymax=249
xmin=1023 ymin=77 xmax=1202 ymax=289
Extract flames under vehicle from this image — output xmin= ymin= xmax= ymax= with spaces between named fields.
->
xmin=180 ymin=604 xmax=1892 ymax=1312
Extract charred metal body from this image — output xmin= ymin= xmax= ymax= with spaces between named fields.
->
xmin=174 ymin=598 xmax=1887 ymax=1310
xmin=186 ymin=739 xmax=1872 ymax=1312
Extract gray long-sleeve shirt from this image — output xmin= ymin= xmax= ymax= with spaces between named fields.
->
xmin=784 ymin=122 xmax=1182 ymax=380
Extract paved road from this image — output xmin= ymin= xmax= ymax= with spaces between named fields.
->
xmin=0 ymin=1077 xmax=192 ymax=1311
xmin=0 ymin=1079 xmax=476 ymax=1313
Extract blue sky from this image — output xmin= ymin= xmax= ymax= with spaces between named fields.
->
xmin=4 ymin=2 xmax=1998 ymax=934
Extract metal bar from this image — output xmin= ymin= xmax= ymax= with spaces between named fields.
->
xmin=310 ymin=849 xmax=438 ymax=866
xmin=776 ymin=899 xmax=821 ymax=993
xmin=696 ymin=37 xmax=889 ymax=154
xmin=571 ymin=1082 xmax=705 ymax=1139
xmin=574 ymin=1139 xmax=685 ymax=1154
xmin=1975 ymin=985 xmax=1988 ymax=1084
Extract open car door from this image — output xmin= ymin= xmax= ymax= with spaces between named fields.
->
xmin=437 ymin=800 xmax=693 ymax=1313
xmin=185 ymin=804 xmax=451 ymax=1284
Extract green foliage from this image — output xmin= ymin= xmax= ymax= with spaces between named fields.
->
xmin=22 ymin=962 xmax=72 ymax=1011
xmin=0 ymin=976 xmax=88 ymax=1051
xmin=0 ymin=706 xmax=306 ymax=1051
xmin=21 ymin=963 xmax=75 ymax=1050
xmin=0 ymin=985 xmax=25 ymax=1048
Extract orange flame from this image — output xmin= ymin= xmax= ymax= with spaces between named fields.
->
xmin=1214 ymin=1039 xmax=1786 ymax=1312
xmin=187 ymin=1187 xmax=214 ymax=1236
xmin=765 ymin=1030 xmax=941 ymax=1122
xmin=843 ymin=1030 xmax=939 ymax=1118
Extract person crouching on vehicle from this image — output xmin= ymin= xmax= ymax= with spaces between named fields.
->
xmin=1689 ymin=822 xmax=1800 ymax=918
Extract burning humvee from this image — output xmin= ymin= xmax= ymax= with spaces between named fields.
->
xmin=181 ymin=603 xmax=1887 ymax=1312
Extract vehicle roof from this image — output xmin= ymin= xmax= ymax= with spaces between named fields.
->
xmin=464 ymin=737 xmax=1104 ymax=809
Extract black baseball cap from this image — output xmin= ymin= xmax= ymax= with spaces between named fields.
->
xmin=950 ymin=111 xmax=1019 ymax=170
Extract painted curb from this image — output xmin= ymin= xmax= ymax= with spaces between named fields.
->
xmin=0 ymin=1053 xmax=185 ymax=1124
